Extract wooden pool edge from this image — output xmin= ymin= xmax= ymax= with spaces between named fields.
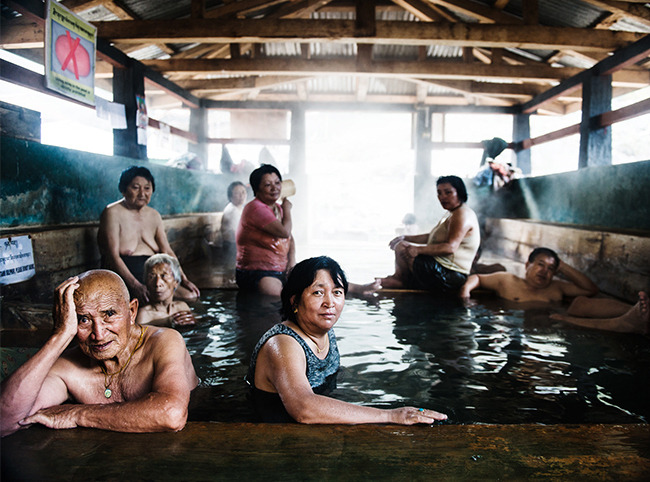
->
xmin=2 ymin=422 xmax=649 ymax=480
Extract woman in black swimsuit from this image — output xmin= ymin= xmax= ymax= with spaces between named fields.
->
xmin=247 ymin=256 xmax=448 ymax=424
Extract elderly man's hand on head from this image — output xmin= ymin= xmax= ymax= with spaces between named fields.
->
xmin=53 ymin=276 xmax=82 ymax=341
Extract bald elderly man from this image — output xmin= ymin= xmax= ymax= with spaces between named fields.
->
xmin=0 ymin=270 xmax=198 ymax=437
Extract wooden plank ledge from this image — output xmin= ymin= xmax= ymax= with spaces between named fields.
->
xmin=2 ymin=422 xmax=649 ymax=479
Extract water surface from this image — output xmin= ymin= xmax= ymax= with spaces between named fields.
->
xmin=185 ymin=290 xmax=650 ymax=425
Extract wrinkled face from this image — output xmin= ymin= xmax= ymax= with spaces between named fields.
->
xmin=525 ymin=254 xmax=558 ymax=289
xmin=146 ymin=263 xmax=178 ymax=303
xmin=122 ymin=176 xmax=153 ymax=209
xmin=230 ymin=185 xmax=247 ymax=207
xmin=256 ymin=173 xmax=282 ymax=205
xmin=74 ymin=278 xmax=137 ymax=361
xmin=293 ymin=270 xmax=346 ymax=334
xmin=437 ymin=183 xmax=461 ymax=211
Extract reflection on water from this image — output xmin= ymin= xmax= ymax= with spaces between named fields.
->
xmin=184 ymin=290 xmax=650 ymax=424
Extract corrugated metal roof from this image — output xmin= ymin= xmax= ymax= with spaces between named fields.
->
xmin=503 ymin=0 xmax=604 ymax=28
xmin=3 ymin=0 xmax=649 ymax=108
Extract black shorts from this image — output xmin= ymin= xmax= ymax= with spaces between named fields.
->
xmin=409 ymin=255 xmax=468 ymax=294
xmin=236 ymin=268 xmax=286 ymax=292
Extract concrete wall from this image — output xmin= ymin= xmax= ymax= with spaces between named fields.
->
xmin=1 ymin=136 xmax=234 ymax=227
xmin=0 ymin=136 xmax=236 ymax=303
xmin=0 ymin=214 xmax=222 ymax=304
xmin=468 ymin=160 xmax=650 ymax=232
xmin=483 ymin=218 xmax=650 ymax=301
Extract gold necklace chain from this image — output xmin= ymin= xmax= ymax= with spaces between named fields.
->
xmin=101 ymin=325 xmax=148 ymax=399
xmin=304 ymin=332 xmax=327 ymax=354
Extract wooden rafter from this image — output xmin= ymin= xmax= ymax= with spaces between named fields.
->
xmin=93 ymin=19 xmax=644 ymax=52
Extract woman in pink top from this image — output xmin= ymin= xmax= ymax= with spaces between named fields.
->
xmin=236 ymin=164 xmax=295 ymax=296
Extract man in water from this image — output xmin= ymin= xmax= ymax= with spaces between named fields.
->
xmin=98 ymin=166 xmax=200 ymax=303
xmin=0 ymin=270 xmax=198 ymax=437
xmin=459 ymin=247 xmax=598 ymax=303
xmin=460 ymin=247 xmax=648 ymax=334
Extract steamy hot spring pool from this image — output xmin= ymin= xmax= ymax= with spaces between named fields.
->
xmin=184 ymin=290 xmax=650 ymax=425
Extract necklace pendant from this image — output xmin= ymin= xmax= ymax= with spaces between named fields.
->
xmin=104 ymin=388 xmax=112 ymax=398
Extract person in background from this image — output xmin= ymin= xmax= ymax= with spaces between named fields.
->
xmin=459 ymin=247 xmax=599 ymax=303
xmin=396 ymin=213 xmax=419 ymax=236
xmin=0 ymin=270 xmax=198 ymax=437
xmin=236 ymin=164 xmax=295 ymax=297
xmin=136 ymin=254 xmax=196 ymax=327
xmin=377 ymin=176 xmax=480 ymax=296
xmin=98 ymin=166 xmax=200 ymax=303
xmin=247 ymin=256 xmax=448 ymax=424
xmin=220 ymin=181 xmax=248 ymax=269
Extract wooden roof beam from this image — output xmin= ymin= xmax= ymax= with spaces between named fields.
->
xmin=266 ymin=0 xmax=336 ymax=19
xmin=428 ymin=0 xmax=522 ymax=24
xmin=520 ymin=33 xmax=650 ymax=113
xmin=93 ymin=19 xmax=644 ymax=52
xmin=176 ymin=75 xmax=313 ymax=91
xmin=579 ymin=0 xmax=650 ymax=28
xmin=389 ymin=0 xmax=456 ymax=22
xmin=141 ymin=57 xmax=590 ymax=83
xmin=0 ymin=19 xmax=44 ymax=49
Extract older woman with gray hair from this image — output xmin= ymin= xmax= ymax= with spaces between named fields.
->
xmin=136 ymin=254 xmax=196 ymax=326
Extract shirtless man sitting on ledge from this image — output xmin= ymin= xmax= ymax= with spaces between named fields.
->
xmin=460 ymin=247 xmax=649 ymax=334
xmin=98 ymin=165 xmax=200 ymax=303
xmin=0 ymin=270 xmax=198 ymax=437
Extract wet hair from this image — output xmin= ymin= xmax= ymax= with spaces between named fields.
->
xmin=249 ymin=164 xmax=282 ymax=196
xmin=144 ymin=253 xmax=181 ymax=284
xmin=281 ymin=256 xmax=348 ymax=323
xmin=119 ymin=166 xmax=155 ymax=194
xmin=527 ymin=247 xmax=560 ymax=270
xmin=227 ymin=181 xmax=246 ymax=202
xmin=436 ymin=175 xmax=468 ymax=203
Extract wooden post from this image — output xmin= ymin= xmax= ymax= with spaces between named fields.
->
xmin=513 ymin=113 xmax=531 ymax=175
xmin=414 ymin=107 xmax=434 ymax=227
xmin=289 ymin=106 xmax=307 ymax=242
xmin=189 ymin=105 xmax=208 ymax=168
xmin=579 ymin=74 xmax=612 ymax=168
xmin=113 ymin=61 xmax=147 ymax=160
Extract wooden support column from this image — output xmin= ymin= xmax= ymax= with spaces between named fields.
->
xmin=189 ymin=105 xmax=208 ymax=167
xmin=289 ymin=106 xmax=307 ymax=242
xmin=513 ymin=113 xmax=531 ymax=175
xmin=414 ymin=107 xmax=434 ymax=227
xmin=113 ymin=61 xmax=147 ymax=160
xmin=579 ymin=74 xmax=612 ymax=168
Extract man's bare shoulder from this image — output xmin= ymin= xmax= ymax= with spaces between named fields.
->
xmin=145 ymin=325 xmax=187 ymax=351
xmin=51 ymin=346 xmax=96 ymax=384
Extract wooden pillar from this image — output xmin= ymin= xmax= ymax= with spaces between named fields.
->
xmin=513 ymin=113 xmax=531 ymax=175
xmin=414 ymin=107 xmax=434 ymax=227
xmin=289 ymin=107 xmax=306 ymax=176
xmin=579 ymin=74 xmax=612 ymax=168
xmin=189 ymin=105 xmax=208 ymax=168
xmin=289 ymin=106 xmax=307 ymax=242
xmin=113 ymin=61 xmax=147 ymax=160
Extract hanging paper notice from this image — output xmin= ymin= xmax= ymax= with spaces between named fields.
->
xmin=0 ymin=236 xmax=36 ymax=285
xmin=45 ymin=0 xmax=97 ymax=105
